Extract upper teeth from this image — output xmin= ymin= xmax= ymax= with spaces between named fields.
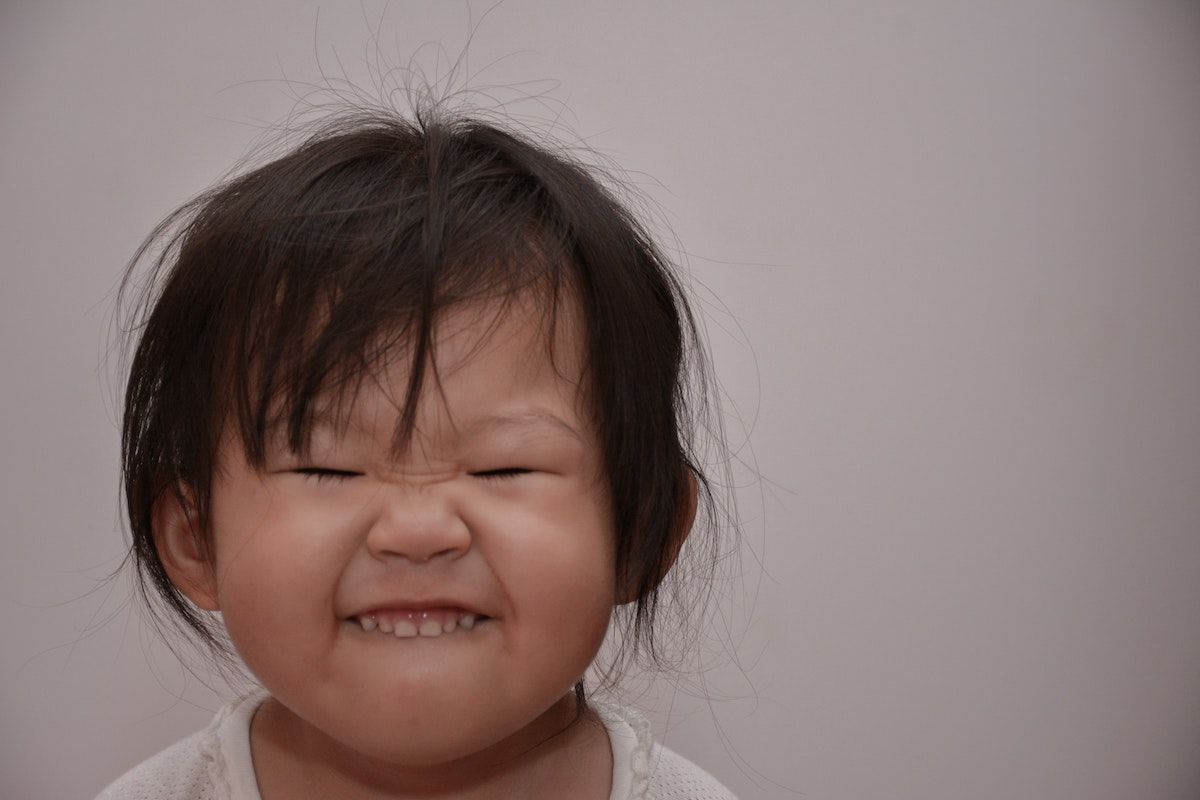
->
xmin=355 ymin=610 xmax=480 ymax=638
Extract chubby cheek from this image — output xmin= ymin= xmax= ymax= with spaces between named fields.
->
xmin=208 ymin=479 xmax=356 ymax=672
xmin=483 ymin=486 xmax=616 ymax=674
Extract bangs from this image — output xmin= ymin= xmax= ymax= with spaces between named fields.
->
xmin=224 ymin=224 xmax=569 ymax=468
xmin=237 ymin=252 xmax=568 ymax=468
xmin=174 ymin=116 xmax=571 ymax=466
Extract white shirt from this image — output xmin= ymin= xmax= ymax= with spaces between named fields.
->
xmin=97 ymin=690 xmax=738 ymax=799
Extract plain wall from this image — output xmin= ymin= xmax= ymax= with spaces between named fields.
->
xmin=3 ymin=2 xmax=1200 ymax=798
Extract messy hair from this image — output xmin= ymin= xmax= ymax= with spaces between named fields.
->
xmin=119 ymin=107 xmax=727 ymax=690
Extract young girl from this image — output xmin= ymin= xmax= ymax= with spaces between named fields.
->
xmin=100 ymin=107 xmax=739 ymax=799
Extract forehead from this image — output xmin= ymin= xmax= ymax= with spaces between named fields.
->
xmin=270 ymin=292 xmax=591 ymax=448
xmin=427 ymin=292 xmax=584 ymax=386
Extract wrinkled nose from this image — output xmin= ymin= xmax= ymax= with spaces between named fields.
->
xmin=365 ymin=485 xmax=471 ymax=564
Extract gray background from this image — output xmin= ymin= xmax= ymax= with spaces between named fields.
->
xmin=4 ymin=2 xmax=1200 ymax=798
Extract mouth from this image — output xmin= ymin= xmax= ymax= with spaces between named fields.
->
xmin=348 ymin=607 xmax=492 ymax=639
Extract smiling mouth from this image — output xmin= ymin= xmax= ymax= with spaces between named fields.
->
xmin=350 ymin=608 xmax=490 ymax=638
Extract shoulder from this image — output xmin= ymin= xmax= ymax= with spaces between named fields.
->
xmin=95 ymin=689 xmax=268 ymax=800
xmin=591 ymin=700 xmax=739 ymax=800
xmin=644 ymin=742 xmax=740 ymax=800
xmin=94 ymin=731 xmax=213 ymax=800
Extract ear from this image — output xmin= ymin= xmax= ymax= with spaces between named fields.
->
xmin=152 ymin=486 xmax=220 ymax=611
xmin=617 ymin=469 xmax=698 ymax=605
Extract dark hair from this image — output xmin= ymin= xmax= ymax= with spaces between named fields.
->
xmin=119 ymin=107 xmax=725 ymax=688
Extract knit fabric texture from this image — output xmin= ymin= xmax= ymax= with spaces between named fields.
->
xmin=96 ymin=690 xmax=738 ymax=799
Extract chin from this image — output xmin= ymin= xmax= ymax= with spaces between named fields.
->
xmin=391 ymin=694 xmax=581 ymax=767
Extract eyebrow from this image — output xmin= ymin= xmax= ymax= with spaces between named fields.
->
xmin=264 ymin=408 xmax=374 ymax=438
xmin=266 ymin=407 xmax=582 ymax=444
xmin=458 ymin=410 xmax=583 ymax=442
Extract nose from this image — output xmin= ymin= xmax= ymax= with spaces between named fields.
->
xmin=365 ymin=484 xmax=472 ymax=564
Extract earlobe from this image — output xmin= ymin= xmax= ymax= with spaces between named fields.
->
xmin=153 ymin=486 xmax=220 ymax=611
xmin=616 ymin=469 xmax=699 ymax=605
xmin=676 ymin=470 xmax=699 ymax=551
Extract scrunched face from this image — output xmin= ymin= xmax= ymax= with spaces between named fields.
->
xmin=157 ymin=294 xmax=617 ymax=781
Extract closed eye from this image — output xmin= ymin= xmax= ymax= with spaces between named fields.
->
xmin=293 ymin=467 xmax=361 ymax=483
xmin=470 ymin=468 xmax=531 ymax=481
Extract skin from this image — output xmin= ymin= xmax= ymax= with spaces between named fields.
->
xmin=155 ymin=296 xmax=632 ymax=799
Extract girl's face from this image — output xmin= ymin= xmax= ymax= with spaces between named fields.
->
xmin=188 ymin=297 xmax=616 ymax=771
